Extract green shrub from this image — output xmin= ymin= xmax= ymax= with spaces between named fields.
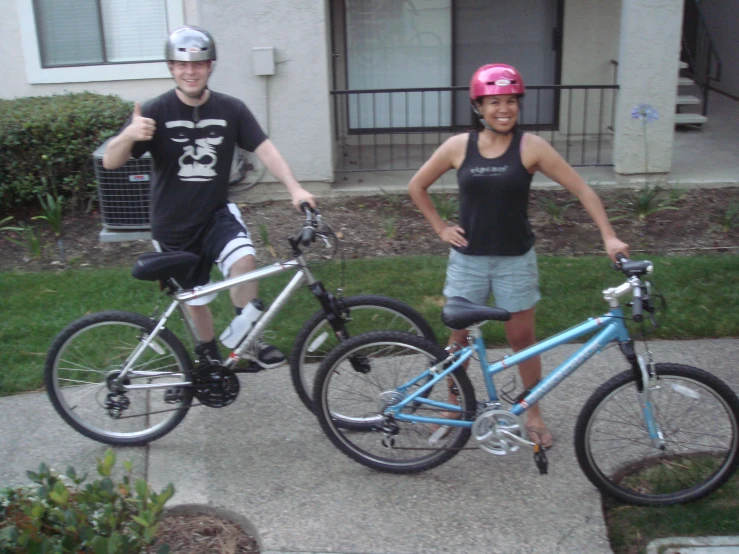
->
xmin=0 ymin=92 xmax=132 ymax=212
xmin=0 ymin=449 xmax=173 ymax=553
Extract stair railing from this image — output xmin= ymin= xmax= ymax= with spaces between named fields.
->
xmin=681 ymin=0 xmax=723 ymax=116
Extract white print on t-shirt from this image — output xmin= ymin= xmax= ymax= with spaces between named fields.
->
xmin=165 ymin=119 xmax=227 ymax=182
xmin=470 ymin=165 xmax=508 ymax=177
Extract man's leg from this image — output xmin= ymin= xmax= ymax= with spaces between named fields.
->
xmin=504 ymin=307 xmax=552 ymax=448
xmin=222 ymin=252 xmax=285 ymax=369
xmin=227 ymin=254 xmax=258 ymax=309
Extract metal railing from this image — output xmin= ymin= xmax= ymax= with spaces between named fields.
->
xmin=332 ymin=84 xmax=618 ymax=172
xmin=681 ymin=0 xmax=723 ymax=115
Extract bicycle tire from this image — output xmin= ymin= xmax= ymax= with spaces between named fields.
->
xmin=45 ymin=311 xmax=194 ymax=446
xmin=289 ymin=295 xmax=436 ymax=414
xmin=575 ymin=363 xmax=739 ymax=506
xmin=314 ymin=331 xmax=475 ymax=474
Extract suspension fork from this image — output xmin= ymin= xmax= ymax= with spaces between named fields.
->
xmin=620 ymin=339 xmax=664 ymax=448
xmin=307 ymin=280 xmax=370 ymax=374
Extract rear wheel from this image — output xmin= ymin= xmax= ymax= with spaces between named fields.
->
xmin=314 ymin=331 xmax=475 ymax=474
xmin=290 ymin=295 xmax=436 ymax=415
xmin=575 ymin=363 xmax=739 ymax=506
xmin=45 ymin=311 xmax=194 ymax=446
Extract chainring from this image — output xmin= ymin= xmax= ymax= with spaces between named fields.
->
xmin=471 ymin=409 xmax=526 ymax=456
xmin=192 ymin=366 xmax=240 ymax=408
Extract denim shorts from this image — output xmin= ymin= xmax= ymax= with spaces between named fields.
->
xmin=443 ymin=248 xmax=541 ymax=313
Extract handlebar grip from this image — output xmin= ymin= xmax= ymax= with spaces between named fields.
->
xmin=299 ymin=201 xmax=312 ymax=213
xmin=300 ymin=226 xmax=315 ymax=246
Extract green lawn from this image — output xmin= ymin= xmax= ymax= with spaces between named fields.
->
xmin=1 ymin=253 xmax=738 ymax=396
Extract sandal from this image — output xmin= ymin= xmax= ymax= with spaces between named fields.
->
xmin=525 ymin=425 xmax=554 ymax=450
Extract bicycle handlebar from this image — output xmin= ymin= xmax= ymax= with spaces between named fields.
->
xmin=607 ymin=254 xmax=653 ymax=322
xmin=290 ymin=202 xmax=322 ymax=250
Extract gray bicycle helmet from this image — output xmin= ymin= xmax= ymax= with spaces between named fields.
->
xmin=166 ymin=26 xmax=217 ymax=62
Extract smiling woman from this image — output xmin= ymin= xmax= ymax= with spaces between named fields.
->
xmin=407 ymin=61 xmax=631 ymax=448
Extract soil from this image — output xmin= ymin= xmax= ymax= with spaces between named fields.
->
xmin=3 ymin=187 xmax=738 ymax=552
xmin=2 ymin=187 xmax=738 ymax=273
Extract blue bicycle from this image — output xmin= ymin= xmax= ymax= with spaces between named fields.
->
xmin=314 ymin=256 xmax=739 ymax=506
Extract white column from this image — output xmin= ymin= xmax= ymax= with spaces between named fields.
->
xmin=613 ymin=0 xmax=685 ymax=174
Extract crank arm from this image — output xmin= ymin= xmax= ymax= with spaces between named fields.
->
xmin=498 ymin=429 xmax=536 ymax=448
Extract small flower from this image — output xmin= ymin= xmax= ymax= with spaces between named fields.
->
xmin=631 ymin=103 xmax=659 ymax=123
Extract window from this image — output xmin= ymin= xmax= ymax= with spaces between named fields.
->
xmin=18 ymin=0 xmax=184 ymax=84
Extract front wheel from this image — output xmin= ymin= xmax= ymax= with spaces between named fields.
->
xmin=45 ymin=311 xmax=194 ymax=446
xmin=575 ymin=363 xmax=739 ymax=506
xmin=314 ymin=331 xmax=475 ymax=474
xmin=289 ymin=294 xmax=436 ymax=414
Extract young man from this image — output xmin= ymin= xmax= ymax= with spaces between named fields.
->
xmin=104 ymin=26 xmax=315 ymax=368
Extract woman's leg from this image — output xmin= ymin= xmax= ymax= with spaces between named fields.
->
xmin=504 ymin=307 xmax=552 ymax=447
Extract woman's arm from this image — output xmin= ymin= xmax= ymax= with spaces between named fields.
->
xmin=408 ymin=134 xmax=468 ymax=248
xmin=525 ymin=134 xmax=629 ymax=260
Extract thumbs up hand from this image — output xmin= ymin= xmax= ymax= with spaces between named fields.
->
xmin=124 ymin=102 xmax=156 ymax=142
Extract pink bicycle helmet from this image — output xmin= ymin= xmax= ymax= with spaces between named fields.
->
xmin=469 ymin=64 xmax=525 ymax=100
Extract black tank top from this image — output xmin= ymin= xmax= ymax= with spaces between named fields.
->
xmin=454 ymin=130 xmax=535 ymax=256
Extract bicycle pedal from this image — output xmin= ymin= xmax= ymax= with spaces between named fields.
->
xmin=533 ymin=445 xmax=548 ymax=475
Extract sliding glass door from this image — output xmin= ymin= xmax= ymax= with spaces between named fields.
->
xmin=340 ymin=0 xmax=561 ymax=130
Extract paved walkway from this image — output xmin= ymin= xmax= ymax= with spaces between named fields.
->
xmin=2 ymin=338 xmax=737 ymax=553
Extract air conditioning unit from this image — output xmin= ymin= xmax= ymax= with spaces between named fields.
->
xmin=92 ymin=140 xmax=251 ymax=242
xmin=93 ymin=140 xmax=153 ymax=243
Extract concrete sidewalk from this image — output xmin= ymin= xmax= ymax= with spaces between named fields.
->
xmin=1 ymin=338 xmax=737 ymax=554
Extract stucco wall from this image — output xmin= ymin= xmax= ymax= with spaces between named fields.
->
xmin=698 ymin=0 xmax=739 ymax=98
xmin=198 ymin=0 xmax=334 ymax=185
xmin=559 ymin=0 xmax=622 ymax=136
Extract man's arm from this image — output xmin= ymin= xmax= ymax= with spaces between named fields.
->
xmin=102 ymin=102 xmax=155 ymax=170
xmin=254 ymin=139 xmax=315 ymax=209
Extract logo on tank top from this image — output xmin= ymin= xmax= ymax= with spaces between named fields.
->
xmin=470 ymin=165 xmax=508 ymax=177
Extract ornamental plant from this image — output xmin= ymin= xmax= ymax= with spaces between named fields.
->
xmin=609 ymin=104 xmax=680 ymax=221
xmin=0 ymin=449 xmax=174 ymax=553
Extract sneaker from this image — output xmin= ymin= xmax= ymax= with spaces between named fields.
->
xmin=249 ymin=339 xmax=286 ymax=369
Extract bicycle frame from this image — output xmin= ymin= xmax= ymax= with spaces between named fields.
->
xmin=113 ymin=254 xmax=320 ymax=388
xmin=386 ymin=304 xmax=662 ymax=447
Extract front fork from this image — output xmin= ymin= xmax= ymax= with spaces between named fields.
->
xmin=621 ymin=340 xmax=665 ymax=449
xmin=309 ymin=282 xmax=370 ymax=374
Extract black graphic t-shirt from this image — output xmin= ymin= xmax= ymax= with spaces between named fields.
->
xmin=124 ymin=89 xmax=267 ymax=245
xmin=455 ymin=130 xmax=535 ymax=256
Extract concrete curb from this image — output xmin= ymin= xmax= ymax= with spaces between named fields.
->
xmin=646 ymin=536 xmax=739 ymax=554
xmin=164 ymin=503 xmax=263 ymax=552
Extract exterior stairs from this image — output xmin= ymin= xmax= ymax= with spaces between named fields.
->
xmin=676 ymin=61 xmax=708 ymax=127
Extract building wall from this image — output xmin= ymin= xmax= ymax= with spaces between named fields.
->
xmin=198 ymin=0 xmax=334 ymax=185
xmin=559 ymin=0 xmax=622 ymax=136
xmin=698 ymin=0 xmax=739 ymax=98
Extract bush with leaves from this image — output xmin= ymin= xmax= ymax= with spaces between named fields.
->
xmin=0 ymin=449 xmax=174 ymax=553
xmin=0 ymin=92 xmax=132 ymax=212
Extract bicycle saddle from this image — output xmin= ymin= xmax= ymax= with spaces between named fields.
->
xmin=131 ymin=251 xmax=200 ymax=282
xmin=441 ymin=296 xmax=511 ymax=330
